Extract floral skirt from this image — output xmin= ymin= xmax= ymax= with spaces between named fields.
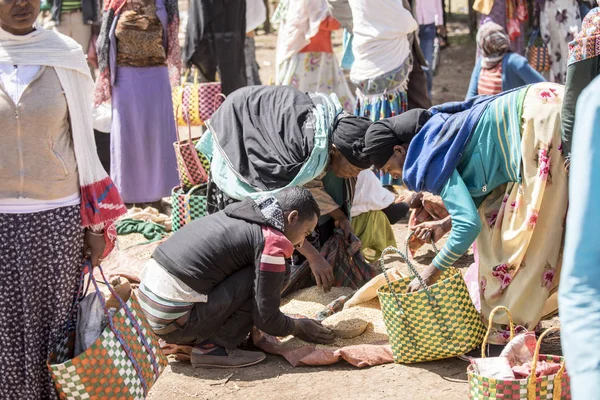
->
xmin=0 ymin=206 xmax=84 ymax=399
xmin=276 ymin=52 xmax=355 ymax=113
xmin=540 ymin=0 xmax=581 ymax=84
xmin=476 ymin=84 xmax=568 ymax=344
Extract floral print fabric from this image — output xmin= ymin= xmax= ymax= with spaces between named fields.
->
xmin=275 ymin=52 xmax=355 ymax=113
xmin=0 ymin=206 xmax=83 ymax=399
xmin=540 ymin=0 xmax=582 ymax=83
xmin=476 ymin=83 xmax=568 ymax=344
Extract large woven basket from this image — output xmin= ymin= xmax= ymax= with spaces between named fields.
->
xmin=377 ymin=240 xmax=485 ymax=364
xmin=467 ymin=306 xmax=570 ymax=399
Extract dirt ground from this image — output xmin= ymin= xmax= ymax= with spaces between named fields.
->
xmin=148 ymin=18 xmax=561 ymax=400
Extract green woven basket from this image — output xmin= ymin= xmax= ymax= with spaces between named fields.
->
xmin=171 ymin=184 xmax=207 ymax=232
xmin=376 ymin=238 xmax=485 ymax=364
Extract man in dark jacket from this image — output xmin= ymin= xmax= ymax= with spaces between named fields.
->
xmin=139 ymin=187 xmax=334 ymax=368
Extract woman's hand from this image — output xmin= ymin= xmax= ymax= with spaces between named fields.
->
xmin=309 ymin=255 xmax=335 ymax=292
xmin=335 ymin=217 xmax=353 ymax=242
xmin=84 ymin=230 xmax=106 ymax=267
xmin=296 ymin=241 xmax=335 ymax=292
xmin=399 ymin=192 xmax=424 ymax=209
xmin=410 ymin=219 xmax=449 ymax=243
xmin=330 ymin=208 xmax=353 ymax=242
xmin=407 ymin=264 xmax=443 ymax=293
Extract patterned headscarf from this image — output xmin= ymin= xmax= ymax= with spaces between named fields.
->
xmin=568 ymin=7 xmax=600 ymax=66
xmin=477 ymin=22 xmax=511 ymax=69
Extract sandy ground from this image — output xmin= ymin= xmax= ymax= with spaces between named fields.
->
xmin=148 ymin=18 xmax=562 ymax=400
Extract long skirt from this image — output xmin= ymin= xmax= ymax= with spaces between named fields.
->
xmin=0 ymin=206 xmax=84 ymax=399
xmin=276 ymin=52 xmax=355 ymax=113
xmin=476 ymin=83 xmax=568 ymax=344
xmin=540 ymin=0 xmax=581 ymax=84
xmin=111 ymin=66 xmax=179 ymax=203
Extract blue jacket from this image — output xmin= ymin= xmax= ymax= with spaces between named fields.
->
xmin=466 ymin=53 xmax=544 ymax=100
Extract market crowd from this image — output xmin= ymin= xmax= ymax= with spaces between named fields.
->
xmin=1 ymin=0 xmax=600 ymax=398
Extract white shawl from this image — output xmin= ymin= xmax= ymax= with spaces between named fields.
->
xmin=0 ymin=24 xmax=105 ymax=186
xmin=0 ymin=24 xmax=125 ymax=236
xmin=348 ymin=0 xmax=417 ymax=81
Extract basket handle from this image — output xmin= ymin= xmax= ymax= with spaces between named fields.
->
xmin=213 ymin=93 xmax=226 ymax=113
xmin=183 ymin=184 xmax=205 ymax=223
xmin=480 ymin=306 xmax=515 ymax=358
xmin=526 ymin=327 xmax=565 ymax=400
xmin=527 ymin=28 xmax=541 ymax=48
xmin=174 ymin=104 xmax=194 ymax=144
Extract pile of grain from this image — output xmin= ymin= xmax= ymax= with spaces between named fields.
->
xmin=322 ymin=308 xmax=369 ymax=338
xmin=280 ymin=286 xmax=355 ymax=319
xmin=279 ymin=298 xmax=389 ymax=350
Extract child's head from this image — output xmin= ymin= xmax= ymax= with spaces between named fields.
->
xmin=275 ymin=187 xmax=320 ymax=248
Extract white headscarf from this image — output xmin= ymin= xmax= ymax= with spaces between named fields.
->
xmin=348 ymin=0 xmax=417 ymax=81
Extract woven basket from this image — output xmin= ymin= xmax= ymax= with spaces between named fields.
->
xmin=171 ymin=184 xmax=208 ymax=232
xmin=527 ymin=29 xmax=551 ymax=72
xmin=376 ymin=237 xmax=485 ymax=364
xmin=172 ymin=69 xmax=226 ymax=126
xmin=173 ymin=111 xmax=209 ymax=190
xmin=467 ymin=306 xmax=570 ymax=399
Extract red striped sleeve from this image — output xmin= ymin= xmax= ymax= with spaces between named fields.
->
xmin=260 ymin=227 xmax=294 ymax=272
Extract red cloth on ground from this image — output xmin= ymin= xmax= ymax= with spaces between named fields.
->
xmin=300 ymin=17 xmax=340 ymax=54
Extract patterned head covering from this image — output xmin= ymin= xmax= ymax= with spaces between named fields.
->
xmin=477 ymin=22 xmax=511 ymax=69
xmin=255 ymin=196 xmax=285 ymax=232
xmin=568 ymin=8 xmax=600 ymax=66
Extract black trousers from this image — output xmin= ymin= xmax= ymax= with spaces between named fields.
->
xmin=407 ymin=53 xmax=433 ymax=110
xmin=160 ymin=267 xmax=254 ymax=349
xmin=185 ymin=0 xmax=247 ymax=95
xmin=94 ymin=130 xmax=110 ymax=175
xmin=382 ymin=202 xmax=410 ymax=225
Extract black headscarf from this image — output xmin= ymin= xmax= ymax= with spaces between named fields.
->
xmin=332 ymin=114 xmax=373 ymax=169
xmin=363 ymin=109 xmax=431 ymax=168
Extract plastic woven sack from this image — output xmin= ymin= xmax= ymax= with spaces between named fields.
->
xmin=377 ymin=237 xmax=485 ymax=364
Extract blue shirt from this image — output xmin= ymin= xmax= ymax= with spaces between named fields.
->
xmin=433 ymin=88 xmax=526 ymax=269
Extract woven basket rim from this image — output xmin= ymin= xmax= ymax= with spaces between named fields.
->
xmin=467 ymin=354 xmax=568 ymax=384
xmin=376 ymin=266 xmax=462 ymax=296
